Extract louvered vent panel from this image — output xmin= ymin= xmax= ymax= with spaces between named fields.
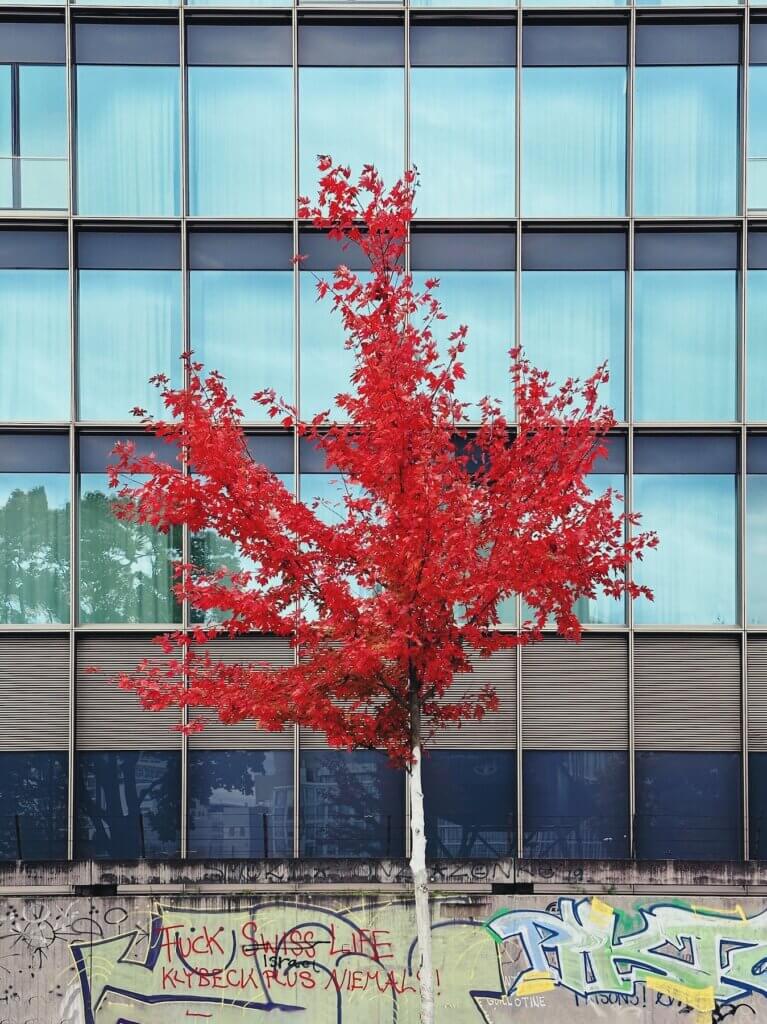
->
xmin=522 ymin=635 xmax=628 ymax=750
xmin=635 ymin=635 xmax=741 ymax=752
xmin=301 ymin=648 xmax=517 ymax=750
xmin=432 ymin=648 xmax=517 ymax=749
xmin=747 ymin=637 xmax=767 ymax=751
xmin=188 ymin=635 xmax=293 ymax=750
xmin=76 ymin=634 xmax=182 ymax=751
xmin=0 ymin=634 xmax=69 ymax=750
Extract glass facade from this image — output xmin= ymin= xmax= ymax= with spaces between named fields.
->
xmin=0 ymin=9 xmax=764 ymax=866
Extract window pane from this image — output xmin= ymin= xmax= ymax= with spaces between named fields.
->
xmin=189 ymin=270 xmax=293 ymax=405
xmin=0 ymin=752 xmax=67 ymax=861
xmin=0 ymin=66 xmax=11 ymax=206
xmin=300 ymin=271 xmax=366 ymax=420
xmin=76 ymin=65 xmax=180 ymax=216
xmin=18 ymin=66 xmax=67 ymax=209
xmin=78 ymin=270 xmax=181 ymax=420
xmin=522 ymin=67 xmax=626 ymax=217
xmin=0 ymin=269 xmax=69 ymax=420
xmin=0 ymin=472 xmax=69 ymax=624
xmin=422 ymin=750 xmax=515 ymax=858
xmin=188 ymin=68 xmax=293 ymax=217
xmin=523 ymin=750 xmax=629 ymax=859
xmin=636 ymin=751 xmax=741 ymax=860
xmin=79 ymin=474 xmax=182 ymax=624
xmin=749 ymin=67 xmax=767 ymax=211
xmin=299 ymin=69 xmax=403 ymax=198
xmin=521 ymin=270 xmax=625 ymax=418
xmin=633 ymin=474 xmax=737 ymax=625
xmin=634 ymin=66 xmax=739 ymax=217
xmin=749 ymin=753 xmax=767 ymax=858
xmin=410 ymin=68 xmax=514 ymax=218
xmin=188 ymin=750 xmax=293 ymax=858
xmin=412 ymin=271 xmax=514 ymax=415
xmin=190 ymin=473 xmax=293 ymax=625
xmin=76 ymin=750 xmax=181 ymax=859
xmin=748 ymin=474 xmax=767 ymax=624
xmin=634 ymin=270 xmax=737 ymax=422
xmin=300 ymin=750 xmax=404 ymax=857
xmin=749 ymin=271 xmax=767 ymax=419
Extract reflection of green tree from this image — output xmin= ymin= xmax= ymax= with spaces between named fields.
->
xmin=189 ymin=530 xmax=244 ymax=624
xmin=79 ymin=489 xmax=182 ymax=624
xmin=0 ymin=486 xmax=69 ymax=624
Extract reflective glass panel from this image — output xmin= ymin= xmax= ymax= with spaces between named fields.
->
xmin=0 ymin=752 xmax=67 ymax=861
xmin=748 ymin=474 xmax=767 ymax=624
xmin=749 ymin=67 xmax=767 ymax=211
xmin=18 ymin=66 xmax=67 ymax=209
xmin=76 ymin=750 xmax=181 ymax=859
xmin=0 ymin=66 xmax=11 ymax=206
xmin=300 ymin=271 xmax=368 ymax=420
xmin=78 ymin=269 xmax=182 ymax=421
xmin=410 ymin=68 xmax=515 ymax=218
xmin=523 ymin=750 xmax=629 ymax=859
xmin=0 ymin=269 xmax=69 ymax=420
xmin=79 ymin=474 xmax=182 ymax=624
xmin=188 ymin=68 xmax=293 ymax=217
xmin=749 ymin=753 xmax=767 ymax=859
xmin=635 ymin=751 xmax=741 ymax=860
xmin=412 ymin=271 xmax=514 ymax=416
xmin=76 ymin=66 xmax=180 ymax=216
xmin=422 ymin=750 xmax=515 ymax=858
xmin=749 ymin=270 xmax=767 ymax=419
xmin=189 ymin=270 xmax=293 ymax=406
xmin=521 ymin=270 xmax=625 ymax=418
xmin=633 ymin=474 xmax=737 ymax=625
xmin=522 ymin=67 xmax=626 ymax=217
xmin=634 ymin=66 xmax=739 ymax=217
xmin=190 ymin=473 xmax=293 ymax=625
xmin=299 ymin=69 xmax=403 ymax=198
xmin=634 ymin=270 xmax=737 ymax=422
xmin=188 ymin=750 xmax=293 ymax=859
xmin=300 ymin=750 xmax=405 ymax=857
xmin=0 ymin=471 xmax=69 ymax=624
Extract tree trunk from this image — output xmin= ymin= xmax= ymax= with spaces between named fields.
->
xmin=409 ymin=699 xmax=435 ymax=1024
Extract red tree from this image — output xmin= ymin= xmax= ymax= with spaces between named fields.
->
xmin=107 ymin=161 xmax=656 ymax=1024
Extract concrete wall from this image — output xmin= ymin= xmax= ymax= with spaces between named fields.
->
xmin=3 ymin=859 xmax=767 ymax=1023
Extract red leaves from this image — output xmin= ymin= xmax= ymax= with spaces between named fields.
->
xmin=106 ymin=157 xmax=657 ymax=767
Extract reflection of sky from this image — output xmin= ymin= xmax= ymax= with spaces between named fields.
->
xmin=410 ymin=67 xmax=515 ymax=218
xmin=0 ymin=270 xmax=69 ymax=421
xmin=0 ymin=473 xmax=69 ymax=507
xmin=79 ymin=269 xmax=182 ymax=420
xmin=190 ymin=271 xmax=293 ymax=407
xmin=749 ymin=68 xmax=767 ymax=211
xmin=634 ymin=66 xmax=738 ymax=217
xmin=634 ymin=270 xmax=737 ymax=422
xmin=749 ymin=272 xmax=767 ymax=419
xmin=412 ymin=271 xmax=514 ymax=415
xmin=748 ymin=475 xmax=767 ymax=624
xmin=634 ymin=474 xmax=737 ymax=625
xmin=299 ymin=68 xmax=404 ymax=198
xmin=521 ymin=271 xmax=625 ymax=419
xmin=522 ymin=67 xmax=626 ymax=217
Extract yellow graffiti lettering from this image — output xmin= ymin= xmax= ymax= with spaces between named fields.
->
xmin=516 ymin=971 xmax=556 ymax=996
xmin=645 ymin=976 xmax=715 ymax=1012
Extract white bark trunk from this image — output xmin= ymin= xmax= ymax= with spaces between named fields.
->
xmin=409 ymin=738 xmax=435 ymax=1024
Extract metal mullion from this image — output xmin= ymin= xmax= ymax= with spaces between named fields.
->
xmin=403 ymin=0 xmax=412 ymax=864
xmin=741 ymin=6 xmax=750 ymax=857
xmin=626 ymin=7 xmax=636 ymax=860
xmin=10 ymin=65 xmax=20 ymax=211
xmin=514 ymin=6 xmax=523 ymax=863
xmin=292 ymin=0 xmax=301 ymax=862
xmin=178 ymin=1 xmax=190 ymax=860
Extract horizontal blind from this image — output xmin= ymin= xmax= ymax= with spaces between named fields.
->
xmin=748 ymin=636 xmax=767 ymax=752
xmin=0 ymin=633 xmax=69 ymax=751
xmin=302 ymin=648 xmax=517 ymax=750
xmin=635 ymin=634 xmax=741 ymax=752
xmin=522 ymin=635 xmax=628 ymax=750
xmin=188 ymin=635 xmax=293 ymax=750
xmin=76 ymin=634 xmax=182 ymax=751
xmin=432 ymin=648 xmax=517 ymax=750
